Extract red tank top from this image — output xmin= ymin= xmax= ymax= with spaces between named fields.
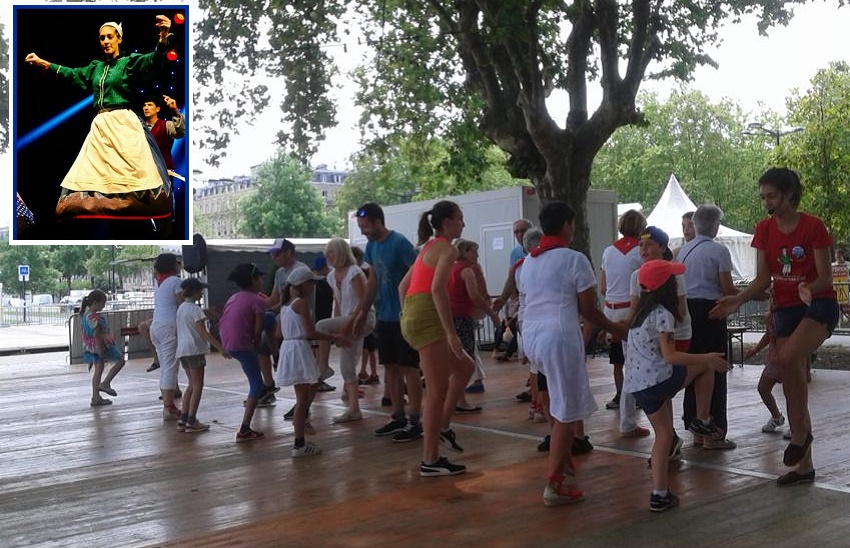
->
xmin=448 ymin=261 xmax=475 ymax=317
xmin=406 ymin=238 xmax=449 ymax=295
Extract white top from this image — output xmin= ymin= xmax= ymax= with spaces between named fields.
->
xmin=519 ymin=248 xmax=595 ymax=331
xmin=176 ymin=301 xmax=208 ymax=357
xmin=630 ymin=270 xmax=692 ymax=340
xmin=152 ymin=276 xmax=182 ymax=325
xmin=624 ymin=306 xmax=675 ymax=393
xmin=328 ymin=265 xmax=366 ymax=316
xmin=601 ymin=244 xmax=642 ymax=303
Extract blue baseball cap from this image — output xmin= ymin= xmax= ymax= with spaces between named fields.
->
xmin=640 ymin=226 xmax=669 ymax=248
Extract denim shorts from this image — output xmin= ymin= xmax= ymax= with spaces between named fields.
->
xmin=632 ymin=366 xmax=687 ymax=415
xmin=774 ymin=298 xmax=839 ymax=338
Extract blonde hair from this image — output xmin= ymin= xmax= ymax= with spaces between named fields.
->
xmin=454 ymin=239 xmax=479 ymax=261
xmin=325 ymin=238 xmax=356 ymax=269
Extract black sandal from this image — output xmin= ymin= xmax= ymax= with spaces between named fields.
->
xmin=783 ymin=432 xmax=813 ymax=466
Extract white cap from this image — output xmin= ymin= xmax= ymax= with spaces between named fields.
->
xmin=287 ymin=266 xmax=321 ymax=286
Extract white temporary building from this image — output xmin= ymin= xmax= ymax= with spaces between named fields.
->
xmin=645 ymin=174 xmax=756 ymax=281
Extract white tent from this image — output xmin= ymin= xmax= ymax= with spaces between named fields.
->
xmin=646 ymin=174 xmax=756 ymax=281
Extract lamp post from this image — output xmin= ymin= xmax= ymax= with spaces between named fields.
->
xmin=742 ymin=122 xmax=803 ymax=146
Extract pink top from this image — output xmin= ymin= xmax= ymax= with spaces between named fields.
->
xmin=219 ymin=290 xmax=265 ymax=351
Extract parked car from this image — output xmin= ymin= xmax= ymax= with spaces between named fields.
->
xmin=31 ymin=294 xmax=54 ymax=306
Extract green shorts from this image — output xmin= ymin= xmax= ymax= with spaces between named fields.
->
xmin=401 ymin=293 xmax=446 ymax=351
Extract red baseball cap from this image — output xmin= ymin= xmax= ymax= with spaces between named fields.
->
xmin=639 ymin=259 xmax=686 ymax=292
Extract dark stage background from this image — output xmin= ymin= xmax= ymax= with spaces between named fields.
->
xmin=14 ymin=5 xmax=189 ymax=241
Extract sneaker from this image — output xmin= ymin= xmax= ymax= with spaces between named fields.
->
xmin=236 ymin=428 xmax=265 ymax=443
xmin=669 ymin=434 xmax=684 ymax=461
xmin=649 ymin=491 xmax=679 ymax=512
xmin=366 ymin=374 xmax=380 ymax=385
xmin=256 ymin=394 xmax=277 ymax=408
xmin=146 ymin=361 xmax=160 ymax=372
xmin=532 ymin=406 xmax=547 ymax=423
xmin=375 ymin=418 xmax=407 ymax=436
xmin=703 ymin=437 xmax=737 ymax=450
xmin=184 ymin=421 xmax=210 ymax=433
xmin=440 ymin=429 xmax=464 ymax=453
xmin=177 ymin=420 xmax=186 ymax=432
xmin=316 ymin=381 xmax=336 ymax=392
xmin=162 ymin=405 xmax=180 ymax=420
xmin=332 ymin=410 xmax=363 ymax=423
xmin=605 ymin=396 xmax=620 ymax=410
xmin=420 ymin=456 xmax=466 ymax=477
xmin=284 ymin=405 xmax=296 ymax=420
xmin=776 ymin=469 xmax=815 ymax=486
xmin=687 ymin=418 xmax=724 ymax=440
xmin=90 ymin=396 xmax=112 ymax=407
xmin=393 ymin=422 xmax=423 ymax=443
xmin=762 ymin=415 xmax=786 ymax=433
xmin=454 ymin=405 xmax=483 ymax=414
xmin=465 ymin=381 xmax=485 ymax=393
xmin=622 ymin=426 xmax=651 ymax=438
xmin=572 ymin=435 xmax=594 ymax=455
xmin=357 ymin=371 xmax=369 ymax=384
xmin=292 ymin=441 xmax=322 ymax=458
xmin=515 ymin=390 xmax=532 ymax=403
xmin=537 ymin=435 xmax=550 ymax=452
xmin=543 ymin=477 xmax=584 ymax=507
xmin=319 ymin=367 xmax=335 ymax=382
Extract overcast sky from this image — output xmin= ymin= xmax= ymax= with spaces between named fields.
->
xmin=3 ymin=2 xmax=850 ymax=228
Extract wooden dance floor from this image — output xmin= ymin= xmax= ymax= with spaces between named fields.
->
xmin=3 ymin=349 xmax=850 ymax=547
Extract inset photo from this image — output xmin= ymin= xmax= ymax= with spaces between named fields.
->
xmin=13 ymin=3 xmax=190 ymax=243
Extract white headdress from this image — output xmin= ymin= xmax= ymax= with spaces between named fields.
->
xmin=100 ymin=21 xmax=123 ymax=38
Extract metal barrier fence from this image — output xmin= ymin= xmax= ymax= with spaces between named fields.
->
xmin=68 ymin=308 xmax=155 ymax=364
xmin=0 ymin=298 xmax=156 ymax=328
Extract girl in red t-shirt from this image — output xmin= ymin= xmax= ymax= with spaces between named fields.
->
xmin=712 ymin=168 xmax=838 ymax=486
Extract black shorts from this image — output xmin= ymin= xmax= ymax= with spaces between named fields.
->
xmin=363 ymin=333 xmax=377 ymax=352
xmin=537 ymin=371 xmax=548 ymax=392
xmin=609 ymin=341 xmax=624 ymax=365
xmin=376 ymin=320 xmax=420 ymax=368
xmin=453 ymin=317 xmax=476 ymax=356
xmin=632 ymin=366 xmax=687 ymax=415
xmin=774 ymin=298 xmax=839 ymax=338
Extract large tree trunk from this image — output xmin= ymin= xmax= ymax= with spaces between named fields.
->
xmin=529 ymin=146 xmax=594 ymax=261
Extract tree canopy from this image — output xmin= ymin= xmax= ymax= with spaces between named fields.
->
xmin=238 ymin=151 xmax=340 ymax=238
xmin=195 ymin=0 xmax=807 ymax=253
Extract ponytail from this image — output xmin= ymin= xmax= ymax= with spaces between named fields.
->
xmin=79 ymin=289 xmax=107 ymax=320
xmin=417 ymin=210 xmax=434 ymax=247
xmin=417 ymin=200 xmax=460 ymax=246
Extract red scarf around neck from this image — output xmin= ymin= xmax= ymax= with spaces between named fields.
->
xmin=613 ymin=236 xmax=639 ymax=254
xmin=530 ymin=235 xmax=568 ymax=257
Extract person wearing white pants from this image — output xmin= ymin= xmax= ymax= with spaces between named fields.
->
xmin=150 ymin=253 xmax=183 ymax=420
xmin=315 ymin=238 xmax=375 ymax=423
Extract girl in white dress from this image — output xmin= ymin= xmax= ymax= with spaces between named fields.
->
xmin=276 ymin=266 xmax=339 ymax=458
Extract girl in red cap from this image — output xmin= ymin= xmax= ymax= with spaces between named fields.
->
xmin=625 ymin=259 xmax=730 ymax=512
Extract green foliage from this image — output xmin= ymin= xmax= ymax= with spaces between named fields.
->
xmin=780 ymin=62 xmax=850 ymax=239
xmin=334 ymin=135 xmax=523 ymax=219
xmin=195 ymin=0 xmax=806 ymax=254
xmin=239 ymin=150 xmax=340 ymax=238
xmin=0 ymin=241 xmax=61 ymax=296
xmin=591 ymin=88 xmax=772 ymax=232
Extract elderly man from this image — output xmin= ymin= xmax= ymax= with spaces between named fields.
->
xmin=678 ymin=205 xmax=738 ymax=450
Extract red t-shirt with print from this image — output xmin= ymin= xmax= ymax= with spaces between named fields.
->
xmin=752 ymin=212 xmax=836 ymax=308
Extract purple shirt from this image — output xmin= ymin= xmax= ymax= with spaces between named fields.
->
xmin=219 ymin=290 xmax=264 ymax=351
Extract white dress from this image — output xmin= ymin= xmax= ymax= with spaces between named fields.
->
xmin=275 ymin=298 xmax=320 ymax=386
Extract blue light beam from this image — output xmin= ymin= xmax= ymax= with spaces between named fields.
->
xmin=18 ymin=95 xmax=92 ymax=148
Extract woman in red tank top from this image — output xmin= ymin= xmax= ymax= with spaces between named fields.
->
xmin=399 ymin=200 xmax=473 ymax=477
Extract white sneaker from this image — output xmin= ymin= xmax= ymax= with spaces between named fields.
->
xmin=291 ymin=441 xmax=322 ymax=458
xmin=762 ymin=415 xmax=786 ymax=433
xmin=332 ymin=410 xmax=363 ymax=423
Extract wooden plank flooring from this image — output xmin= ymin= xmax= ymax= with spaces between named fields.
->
xmin=2 ymin=350 xmax=850 ymax=547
